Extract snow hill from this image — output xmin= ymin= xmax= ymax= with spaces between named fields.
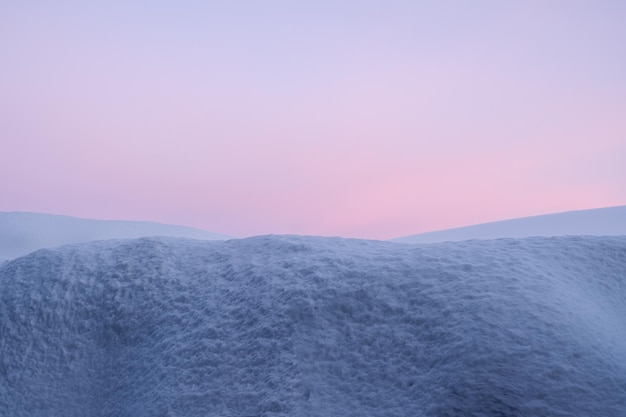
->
xmin=394 ymin=205 xmax=626 ymax=243
xmin=1 ymin=235 xmax=625 ymax=416
xmin=0 ymin=212 xmax=228 ymax=262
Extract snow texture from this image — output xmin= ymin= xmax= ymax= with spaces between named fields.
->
xmin=0 ymin=212 xmax=228 ymax=262
xmin=1 ymin=235 xmax=626 ymax=416
xmin=394 ymin=205 xmax=626 ymax=243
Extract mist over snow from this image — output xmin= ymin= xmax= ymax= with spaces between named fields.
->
xmin=394 ymin=205 xmax=626 ymax=243
xmin=1 ymin=235 xmax=625 ymax=416
xmin=0 ymin=212 xmax=228 ymax=262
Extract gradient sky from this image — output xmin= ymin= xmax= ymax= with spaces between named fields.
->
xmin=1 ymin=1 xmax=625 ymax=239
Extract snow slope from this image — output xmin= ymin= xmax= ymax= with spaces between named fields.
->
xmin=1 ymin=235 xmax=625 ymax=416
xmin=0 ymin=212 xmax=228 ymax=262
xmin=394 ymin=205 xmax=626 ymax=243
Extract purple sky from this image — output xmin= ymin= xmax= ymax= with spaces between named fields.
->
xmin=2 ymin=1 xmax=625 ymax=239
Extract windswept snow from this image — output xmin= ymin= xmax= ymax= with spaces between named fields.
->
xmin=394 ymin=205 xmax=626 ymax=243
xmin=1 ymin=235 xmax=625 ymax=416
xmin=0 ymin=212 xmax=229 ymax=262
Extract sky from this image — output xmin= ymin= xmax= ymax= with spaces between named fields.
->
xmin=1 ymin=1 xmax=625 ymax=239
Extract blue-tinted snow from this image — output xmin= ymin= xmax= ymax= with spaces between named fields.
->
xmin=1 ymin=235 xmax=625 ymax=416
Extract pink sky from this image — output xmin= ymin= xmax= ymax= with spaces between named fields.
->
xmin=1 ymin=1 xmax=625 ymax=239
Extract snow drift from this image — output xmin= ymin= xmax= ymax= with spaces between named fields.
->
xmin=394 ymin=205 xmax=626 ymax=243
xmin=1 ymin=235 xmax=625 ymax=416
xmin=0 ymin=211 xmax=228 ymax=262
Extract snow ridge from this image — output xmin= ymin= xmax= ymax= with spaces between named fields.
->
xmin=1 ymin=235 xmax=625 ymax=416
xmin=394 ymin=205 xmax=626 ymax=243
xmin=0 ymin=211 xmax=229 ymax=262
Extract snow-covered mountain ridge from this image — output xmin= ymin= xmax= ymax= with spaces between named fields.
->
xmin=0 ymin=211 xmax=228 ymax=262
xmin=394 ymin=205 xmax=626 ymax=243
xmin=1 ymin=235 xmax=625 ymax=416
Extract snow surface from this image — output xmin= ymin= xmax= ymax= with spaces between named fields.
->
xmin=0 ymin=212 xmax=228 ymax=262
xmin=394 ymin=205 xmax=626 ymax=243
xmin=1 ymin=235 xmax=625 ymax=416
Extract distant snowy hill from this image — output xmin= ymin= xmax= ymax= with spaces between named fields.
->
xmin=1 ymin=235 xmax=625 ymax=416
xmin=0 ymin=212 xmax=228 ymax=262
xmin=394 ymin=205 xmax=626 ymax=243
